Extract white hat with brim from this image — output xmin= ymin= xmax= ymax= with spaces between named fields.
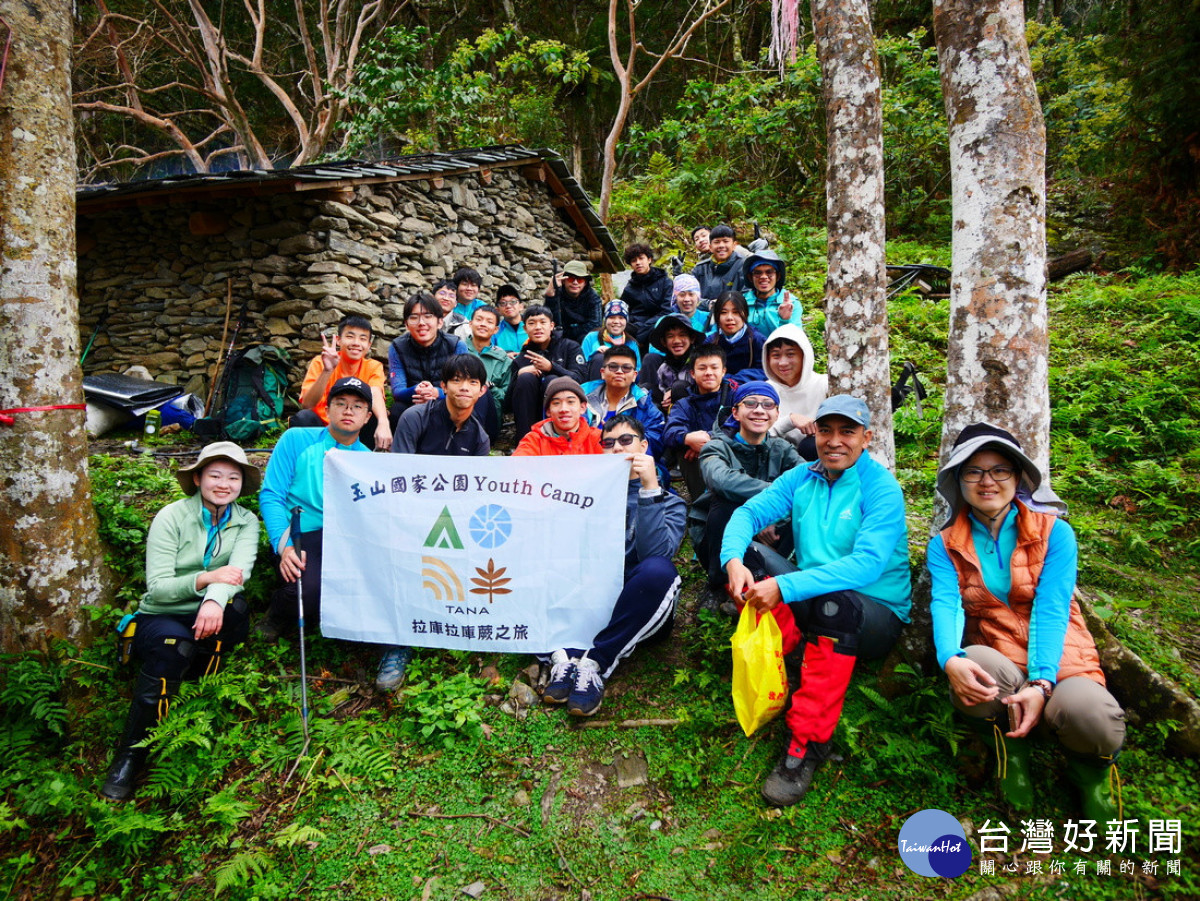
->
xmin=176 ymin=441 xmax=261 ymax=497
xmin=935 ymin=423 xmax=1066 ymax=527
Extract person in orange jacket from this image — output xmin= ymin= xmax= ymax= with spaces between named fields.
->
xmin=511 ymin=377 xmax=602 ymax=456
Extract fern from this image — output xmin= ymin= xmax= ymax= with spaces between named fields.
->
xmin=214 ymin=850 xmax=274 ymax=895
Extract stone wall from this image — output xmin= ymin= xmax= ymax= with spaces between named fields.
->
xmin=78 ymin=167 xmax=590 ymax=397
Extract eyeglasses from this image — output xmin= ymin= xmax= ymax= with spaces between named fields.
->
xmin=564 ymin=275 xmax=586 ymax=283
xmin=329 ymin=399 xmax=369 ymax=414
xmin=961 ymin=466 xmax=1016 ymax=483
xmin=738 ymin=399 xmax=777 ymax=411
xmin=600 ymin=433 xmax=639 ymax=449
xmin=604 ymin=363 xmax=636 ymax=373
xmin=406 ymin=313 xmax=439 ymax=323
xmin=497 ymin=299 xmax=520 ymax=307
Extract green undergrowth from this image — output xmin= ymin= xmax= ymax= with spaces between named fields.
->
xmin=2 ymin=256 xmax=1198 ymax=899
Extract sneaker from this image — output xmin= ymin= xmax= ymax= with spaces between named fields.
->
xmin=375 ymin=646 xmax=413 ymax=692
xmin=567 ymin=657 xmax=605 ymax=717
xmin=761 ymin=750 xmax=821 ymax=807
xmin=543 ymin=649 xmax=577 ymax=705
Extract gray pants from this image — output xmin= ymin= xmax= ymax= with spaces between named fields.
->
xmin=953 ymin=645 xmax=1126 ymax=757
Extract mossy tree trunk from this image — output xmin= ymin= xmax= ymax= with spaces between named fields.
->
xmin=811 ymin=0 xmax=895 ymax=469
xmin=0 ymin=0 xmax=112 ymax=651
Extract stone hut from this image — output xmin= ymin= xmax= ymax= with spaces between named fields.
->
xmin=76 ymin=146 xmax=621 ymax=398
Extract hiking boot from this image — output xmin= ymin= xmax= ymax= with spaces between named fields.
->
xmin=567 ymin=657 xmax=605 ymax=717
xmin=100 ymin=671 xmax=177 ymax=802
xmin=543 ymin=649 xmax=577 ymax=705
xmin=761 ymin=749 xmax=822 ymax=807
xmin=375 ymin=646 xmax=413 ymax=692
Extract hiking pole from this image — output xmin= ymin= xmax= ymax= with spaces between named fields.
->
xmin=206 ymin=291 xmax=252 ymax=420
xmin=291 ymin=506 xmax=311 ymax=744
xmin=80 ymin=309 xmax=110 ymax=364
xmin=204 ymin=280 xmax=234 ymax=416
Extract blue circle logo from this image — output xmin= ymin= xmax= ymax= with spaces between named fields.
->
xmin=469 ymin=504 xmax=512 ymax=549
xmin=898 ymin=809 xmax=972 ymax=878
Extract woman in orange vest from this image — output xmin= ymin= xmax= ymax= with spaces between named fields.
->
xmin=927 ymin=424 xmax=1125 ymax=821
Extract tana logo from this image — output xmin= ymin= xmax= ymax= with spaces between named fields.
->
xmin=897 ymin=809 xmax=972 ymax=878
xmin=421 ymin=556 xmax=465 ymax=603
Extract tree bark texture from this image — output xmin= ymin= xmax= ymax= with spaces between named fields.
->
xmin=0 ymin=0 xmax=112 ymax=651
xmin=933 ymin=0 xmax=1050 ymax=477
xmin=811 ymin=0 xmax=895 ymax=470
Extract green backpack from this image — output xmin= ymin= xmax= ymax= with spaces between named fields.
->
xmin=202 ymin=345 xmax=292 ymax=442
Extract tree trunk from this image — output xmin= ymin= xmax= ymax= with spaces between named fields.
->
xmin=933 ymin=0 xmax=1049 ymax=477
xmin=0 ymin=0 xmax=112 ymax=652
xmin=811 ymin=0 xmax=895 ymax=470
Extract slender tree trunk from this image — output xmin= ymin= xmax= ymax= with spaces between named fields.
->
xmin=811 ymin=0 xmax=895 ymax=469
xmin=933 ymin=0 xmax=1050 ymax=477
xmin=0 ymin=0 xmax=112 ymax=651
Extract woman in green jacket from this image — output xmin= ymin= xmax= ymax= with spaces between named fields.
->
xmin=101 ymin=442 xmax=261 ymax=801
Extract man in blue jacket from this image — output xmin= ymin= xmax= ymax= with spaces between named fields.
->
xmin=259 ymin=376 xmax=411 ymax=692
xmin=541 ymin=414 xmax=686 ymax=717
xmin=722 ymin=395 xmax=912 ymax=806
xmin=581 ymin=345 xmax=665 ymax=459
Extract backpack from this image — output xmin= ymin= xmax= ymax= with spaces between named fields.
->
xmin=196 ymin=345 xmax=292 ymax=442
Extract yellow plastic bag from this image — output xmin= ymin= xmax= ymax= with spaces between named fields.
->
xmin=730 ymin=603 xmax=788 ymax=736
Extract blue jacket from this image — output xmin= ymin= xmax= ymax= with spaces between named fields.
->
xmin=581 ymin=379 xmax=665 ymax=458
xmin=743 ymin=287 xmax=802 ymax=337
xmin=624 ymin=481 xmax=687 ymax=566
xmin=662 ymin=378 xmax=737 ymax=450
xmin=720 ymin=450 xmax=912 ymax=619
xmin=260 ymin=427 xmax=369 ymax=552
xmin=706 ymin=325 xmax=765 ymax=378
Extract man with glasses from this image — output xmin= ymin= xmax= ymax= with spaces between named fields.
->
xmin=260 ymin=377 xmax=410 ymax=690
xmin=721 ymin=395 xmax=912 ymax=806
xmin=387 ymin=292 xmax=471 ymax=432
xmin=541 ymin=414 xmax=686 ymax=716
xmin=581 ymin=345 xmax=665 ymax=459
xmin=493 ymin=285 xmax=527 ymax=355
xmin=543 ymin=260 xmax=602 ymax=344
xmin=689 ymin=381 xmax=801 ymax=595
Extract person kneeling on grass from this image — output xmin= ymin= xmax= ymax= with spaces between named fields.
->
xmin=722 ymin=395 xmax=912 ymax=807
xmin=259 ymin=377 xmax=413 ymax=692
xmin=101 ymin=442 xmax=260 ymax=801
xmin=541 ymin=414 xmax=686 ymax=716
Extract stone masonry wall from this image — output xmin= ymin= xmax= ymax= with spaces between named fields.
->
xmin=78 ymin=167 xmax=591 ymax=398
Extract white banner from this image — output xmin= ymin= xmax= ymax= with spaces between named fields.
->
xmin=320 ymin=452 xmax=628 ymax=653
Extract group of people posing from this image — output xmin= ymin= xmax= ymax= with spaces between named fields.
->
xmin=101 ymin=224 xmax=1125 ymax=826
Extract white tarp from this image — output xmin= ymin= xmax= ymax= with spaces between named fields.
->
xmin=321 ymin=452 xmax=628 ymax=653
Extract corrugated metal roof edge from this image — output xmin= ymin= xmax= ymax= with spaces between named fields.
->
xmin=76 ymin=144 xmax=622 ymax=273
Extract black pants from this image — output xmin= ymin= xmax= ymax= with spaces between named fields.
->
xmin=697 ymin=498 xmax=794 ymax=585
xmin=267 ymin=529 xmax=324 ymax=631
xmin=510 ymin=371 xmax=557 ymax=438
xmin=133 ymin=595 xmax=249 ymax=680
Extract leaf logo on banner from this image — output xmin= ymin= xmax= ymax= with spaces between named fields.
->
xmin=422 ymin=557 xmax=465 ymax=602
xmin=469 ymin=558 xmax=512 ymax=604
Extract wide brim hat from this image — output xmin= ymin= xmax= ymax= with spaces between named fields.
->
xmin=176 ymin=441 xmax=261 ymax=496
xmin=742 ymin=249 xmax=787 ymax=288
xmin=935 ymin=422 xmax=1066 ymax=527
xmin=648 ymin=312 xmax=706 ymax=354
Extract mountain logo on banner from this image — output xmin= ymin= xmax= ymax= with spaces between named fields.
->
xmin=422 ymin=556 xmax=465 ymax=602
xmin=423 ymin=506 xmax=465 ymax=549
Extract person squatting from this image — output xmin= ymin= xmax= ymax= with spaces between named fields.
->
xmin=101 ymin=230 xmax=1126 ymax=821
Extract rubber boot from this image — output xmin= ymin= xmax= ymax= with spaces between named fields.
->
xmin=961 ymin=715 xmax=1035 ymax=812
xmin=1066 ymin=754 xmax=1120 ymax=825
xmin=100 ymin=672 xmax=178 ymax=802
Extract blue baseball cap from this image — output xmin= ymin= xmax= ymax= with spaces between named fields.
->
xmin=815 ymin=394 xmax=871 ymax=428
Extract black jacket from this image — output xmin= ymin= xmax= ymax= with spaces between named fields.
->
xmin=392 ymin=399 xmax=490 ymax=456
xmin=621 ymin=267 xmax=674 ymax=345
xmin=692 ymin=256 xmax=747 ymax=305
xmin=545 ymin=284 xmax=602 ymax=345
xmin=511 ymin=330 xmax=588 ymax=382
